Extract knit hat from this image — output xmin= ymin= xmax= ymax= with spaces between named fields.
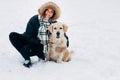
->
xmin=38 ymin=1 xmax=61 ymax=20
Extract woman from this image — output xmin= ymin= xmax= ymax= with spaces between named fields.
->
xmin=9 ymin=2 xmax=69 ymax=68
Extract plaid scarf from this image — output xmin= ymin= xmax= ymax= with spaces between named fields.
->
xmin=37 ymin=15 xmax=51 ymax=54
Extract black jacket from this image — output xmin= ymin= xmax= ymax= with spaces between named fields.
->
xmin=22 ymin=15 xmax=69 ymax=47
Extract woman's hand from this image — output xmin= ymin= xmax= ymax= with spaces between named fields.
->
xmin=40 ymin=41 xmax=44 ymax=44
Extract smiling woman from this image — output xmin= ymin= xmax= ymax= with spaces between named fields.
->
xmin=43 ymin=8 xmax=55 ymax=19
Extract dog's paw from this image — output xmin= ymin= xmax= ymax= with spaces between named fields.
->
xmin=45 ymin=59 xmax=49 ymax=62
xmin=57 ymin=60 xmax=62 ymax=63
xmin=45 ymin=57 xmax=50 ymax=62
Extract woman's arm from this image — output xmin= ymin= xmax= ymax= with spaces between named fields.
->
xmin=23 ymin=15 xmax=41 ymax=45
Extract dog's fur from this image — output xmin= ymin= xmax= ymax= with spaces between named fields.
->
xmin=46 ymin=22 xmax=71 ymax=63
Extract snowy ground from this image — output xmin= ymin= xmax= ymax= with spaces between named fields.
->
xmin=0 ymin=0 xmax=120 ymax=80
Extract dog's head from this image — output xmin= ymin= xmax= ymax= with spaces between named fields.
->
xmin=48 ymin=22 xmax=68 ymax=38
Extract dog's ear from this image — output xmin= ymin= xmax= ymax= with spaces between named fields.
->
xmin=48 ymin=24 xmax=53 ymax=33
xmin=62 ymin=23 xmax=68 ymax=32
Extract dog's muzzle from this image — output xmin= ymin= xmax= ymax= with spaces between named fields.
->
xmin=56 ymin=32 xmax=60 ymax=38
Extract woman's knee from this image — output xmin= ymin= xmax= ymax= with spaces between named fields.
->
xmin=9 ymin=32 xmax=22 ymax=47
xmin=9 ymin=32 xmax=19 ymax=40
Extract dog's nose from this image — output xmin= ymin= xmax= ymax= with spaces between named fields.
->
xmin=56 ymin=32 xmax=60 ymax=38
xmin=56 ymin=32 xmax=60 ymax=36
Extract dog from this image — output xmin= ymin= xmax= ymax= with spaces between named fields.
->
xmin=46 ymin=22 xmax=71 ymax=63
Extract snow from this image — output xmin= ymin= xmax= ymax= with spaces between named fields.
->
xmin=0 ymin=0 xmax=120 ymax=80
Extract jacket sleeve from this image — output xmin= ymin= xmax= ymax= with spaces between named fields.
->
xmin=24 ymin=15 xmax=40 ymax=45
xmin=64 ymin=33 xmax=69 ymax=47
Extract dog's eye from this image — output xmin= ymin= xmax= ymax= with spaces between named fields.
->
xmin=54 ymin=27 xmax=57 ymax=30
xmin=60 ymin=27 xmax=62 ymax=29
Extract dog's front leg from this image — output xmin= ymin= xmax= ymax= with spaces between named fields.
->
xmin=57 ymin=53 xmax=63 ymax=63
xmin=46 ymin=52 xmax=50 ymax=61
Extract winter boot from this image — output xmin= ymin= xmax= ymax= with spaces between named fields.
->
xmin=23 ymin=60 xmax=32 ymax=68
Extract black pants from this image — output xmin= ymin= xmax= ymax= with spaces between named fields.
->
xmin=9 ymin=32 xmax=45 ymax=60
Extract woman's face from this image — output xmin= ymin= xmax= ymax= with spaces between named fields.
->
xmin=44 ymin=8 xmax=54 ymax=19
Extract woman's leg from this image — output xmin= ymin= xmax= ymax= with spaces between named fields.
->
xmin=35 ymin=44 xmax=45 ymax=60
xmin=9 ymin=32 xmax=30 ymax=60
xmin=26 ymin=43 xmax=45 ymax=60
xmin=9 ymin=32 xmax=45 ymax=67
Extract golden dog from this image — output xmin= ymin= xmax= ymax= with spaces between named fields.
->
xmin=46 ymin=22 xmax=71 ymax=63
